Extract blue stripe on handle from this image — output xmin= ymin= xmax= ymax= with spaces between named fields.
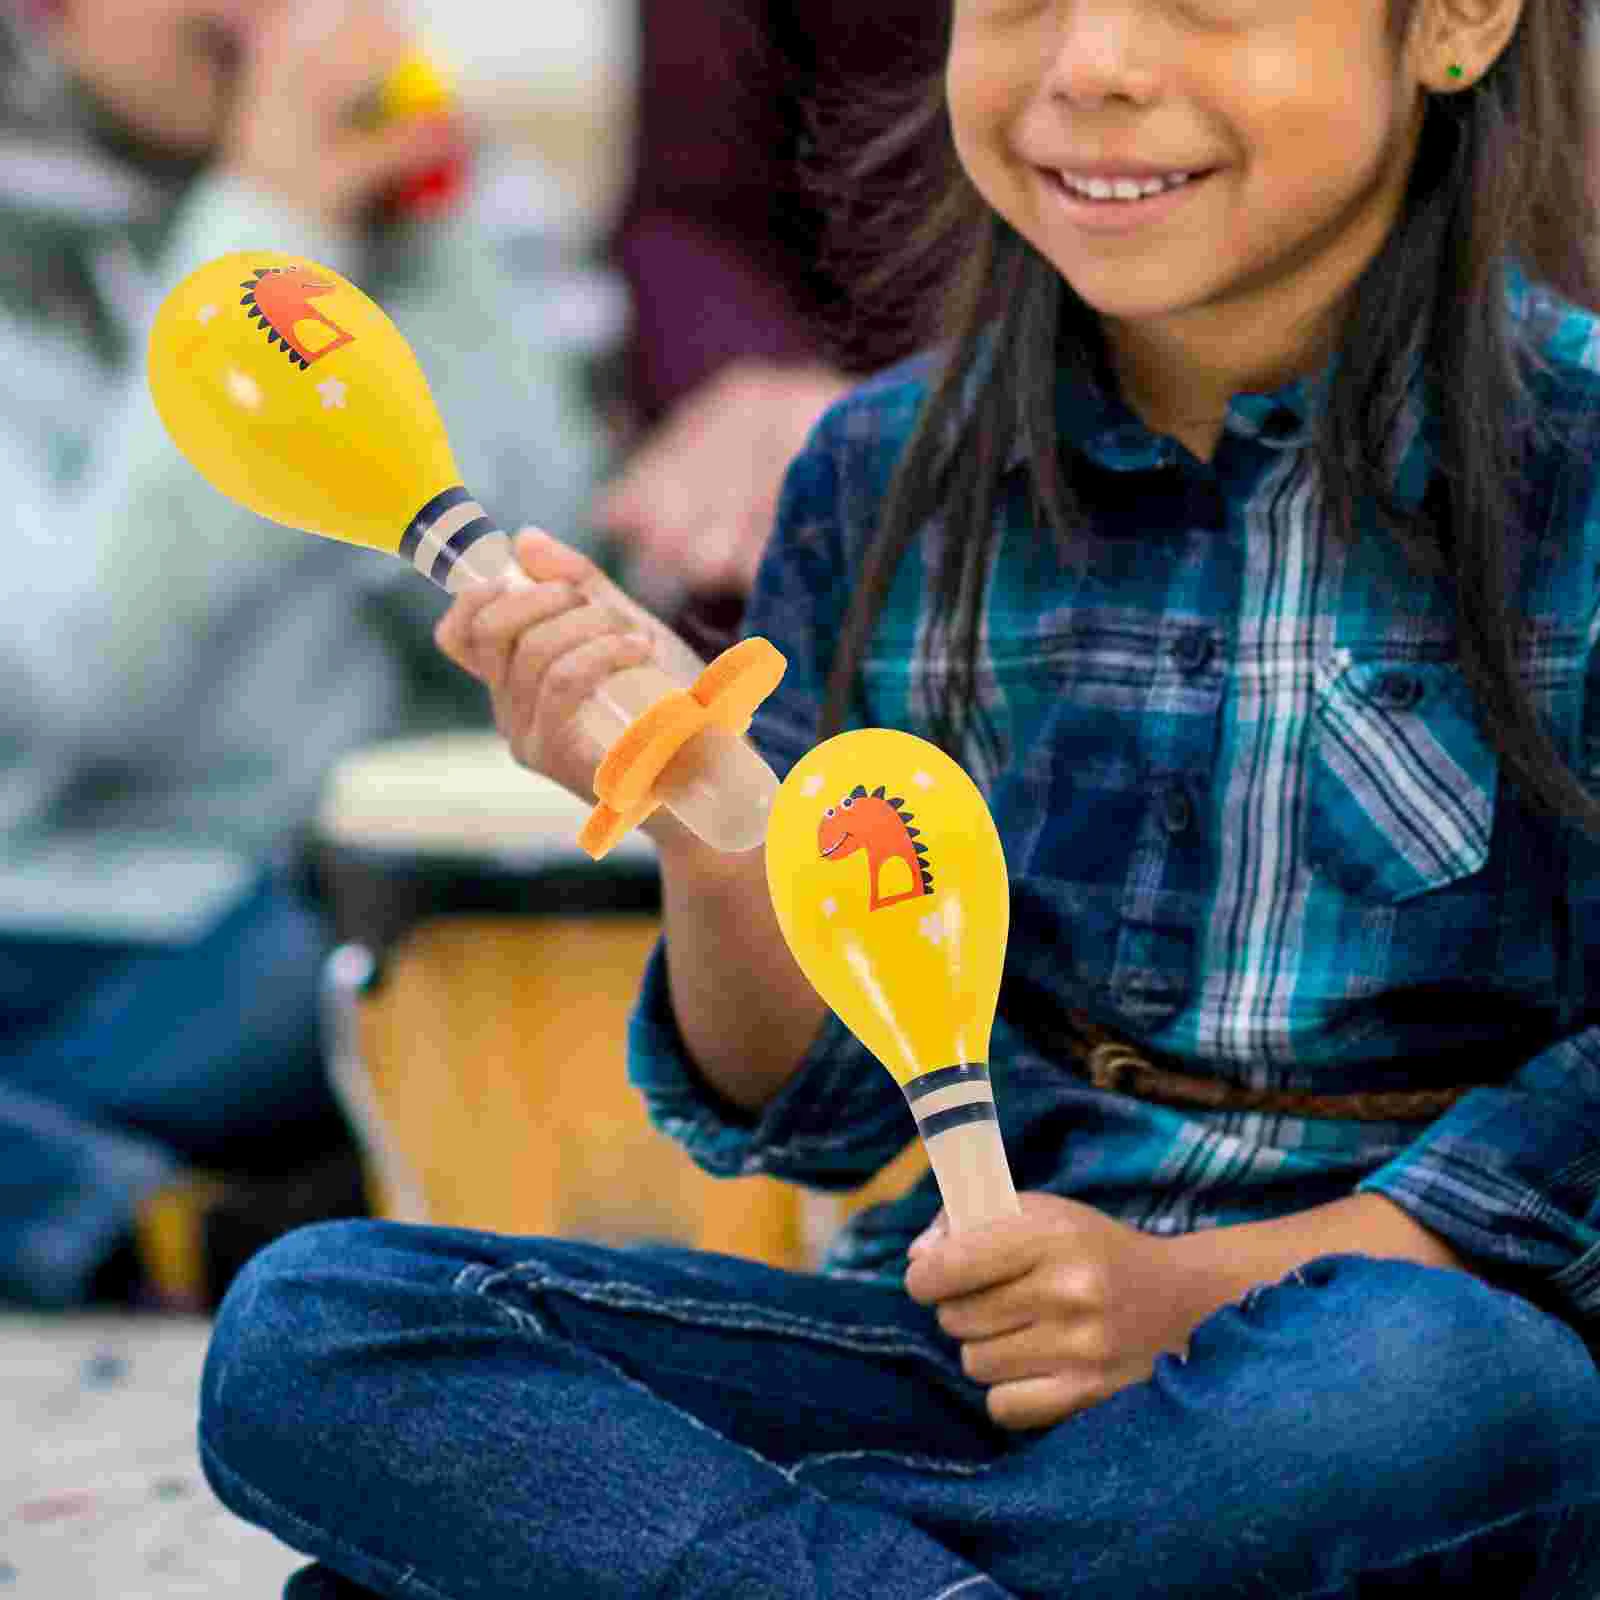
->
xmin=430 ymin=516 xmax=498 ymax=586
xmin=904 ymin=1064 xmax=991 ymax=1104
xmin=917 ymin=1102 xmax=997 ymax=1141
xmin=399 ymin=485 xmax=472 ymax=564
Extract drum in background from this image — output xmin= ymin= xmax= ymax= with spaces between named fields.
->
xmin=312 ymin=731 xmax=805 ymax=1268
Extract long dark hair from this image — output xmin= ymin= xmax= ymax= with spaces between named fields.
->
xmin=806 ymin=0 xmax=1600 ymax=835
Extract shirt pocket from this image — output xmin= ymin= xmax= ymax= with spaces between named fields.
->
xmin=1306 ymin=656 xmax=1498 ymax=904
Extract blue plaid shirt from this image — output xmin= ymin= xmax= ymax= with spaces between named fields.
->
xmin=629 ymin=260 xmax=1600 ymax=1340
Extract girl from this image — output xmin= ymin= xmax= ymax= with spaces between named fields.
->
xmin=200 ymin=1 xmax=1600 ymax=1595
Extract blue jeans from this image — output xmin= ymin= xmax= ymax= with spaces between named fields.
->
xmin=199 ymin=1221 xmax=1600 ymax=1599
xmin=0 ymin=868 xmax=346 ymax=1306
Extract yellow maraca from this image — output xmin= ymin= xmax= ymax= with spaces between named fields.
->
xmin=147 ymin=251 xmax=784 ymax=859
xmin=765 ymin=728 xmax=1020 ymax=1229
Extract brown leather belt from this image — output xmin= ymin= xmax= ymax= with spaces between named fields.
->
xmin=1063 ymin=1010 xmax=1478 ymax=1122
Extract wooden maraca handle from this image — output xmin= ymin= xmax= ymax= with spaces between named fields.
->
xmin=902 ymin=1066 xmax=1020 ymax=1230
xmin=434 ymin=526 xmax=780 ymax=857
xmin=921 ymin=1118 xmax=1020 ymax=1229
xmin=435 ymin=527 xmax=536 ymax=594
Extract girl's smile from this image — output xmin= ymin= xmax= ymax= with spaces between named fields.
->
xmin=1036 ymin=162 xmax=1221 ymax=235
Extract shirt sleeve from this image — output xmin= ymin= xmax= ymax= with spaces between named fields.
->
xmin=626 ymin=412 xmax=916 ymax=1187
xmin=1355 ymin=626 xmax=1600 ymax=1336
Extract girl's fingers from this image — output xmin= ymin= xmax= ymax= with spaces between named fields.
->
xmin=509 ymin=529 xmax=697 ymax=669
xmin=501 ymin=600 xmax=641 ymax=715
xmin=986 ymin=1374 xmax=1094 ymax=1433
xmin=935 ymin=1283 xmax=1033 ymax=1344
xmin=470 ymin=581 xmax=588 ymax=686
xmin=437 ymin=567 xmax=592 ymax=686
xmin=509 ymin=629 xmax=653 ymax=777
xmin=433 ymin=582 xmax=508 ymax=677
xmin=512 ymin=526 xmax=598 ymax=585
xmin=960 ymin=1326 xmax=1051 ymax=1388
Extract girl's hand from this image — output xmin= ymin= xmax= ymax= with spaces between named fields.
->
xmin=904 ymin=1192 xmax=1208 ymax=1432
xmin=433 ymin=528 xmax=698 ymax=808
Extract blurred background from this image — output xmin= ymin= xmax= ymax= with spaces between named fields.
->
xmin=406 ymin=0 xmax=636 ymax=379
xmin=415 ymin=0 xmax=635 ymax=227
xmin=0 ymin=3 xmax=629 ymax=1595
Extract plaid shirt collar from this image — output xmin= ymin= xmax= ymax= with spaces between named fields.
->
xmin=1001 ymin=327 xmax=1422 ymax=490
xmin=992 ymin=258 xmax=1550 ymax=507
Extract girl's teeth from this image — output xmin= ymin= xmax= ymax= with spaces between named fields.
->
xmin=1062 ymin=172 xmax=1194 ymax=201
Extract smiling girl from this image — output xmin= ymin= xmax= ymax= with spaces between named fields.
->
xmin=200 ymin=3 xmax=1600 ymax=1596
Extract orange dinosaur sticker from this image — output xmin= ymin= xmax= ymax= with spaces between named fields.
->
xmin=818 ymin=784 xmax=934 ymax=911
xmin=239 ymin=266 xmax=354 ymax=370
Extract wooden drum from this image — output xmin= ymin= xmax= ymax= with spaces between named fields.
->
xmin=312 ymin=732 xmax=806 ymax=1268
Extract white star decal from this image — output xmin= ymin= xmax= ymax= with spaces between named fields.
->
xmin=197 ymin=304 xmax=218 ymax=325
xmin=919 ymin=907 xmax=946 ymax=946
xmin=820 ymin=897 xmax=838 ymax=919
xmin=801 ymin=775 xmax=825 ymax=797
xmin=913 ymin=771 xmax=934 ymax=789
xmin=317 ymin=378 xmax=348 ymax=410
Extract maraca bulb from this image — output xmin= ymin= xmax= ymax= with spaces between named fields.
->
xmin=765 ymin=728 xmax=1019 ymax=1227
xmin=146 ymin=251 xmax=776 ymax=854
xmin=148 ymin=251 xmax=475 ymax=567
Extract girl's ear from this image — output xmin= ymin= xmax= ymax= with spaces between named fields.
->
xmin=1411 ymin=0 xmax=1525 ymax=92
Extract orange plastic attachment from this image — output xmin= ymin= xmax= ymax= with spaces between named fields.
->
xmin=578 ymin=637 xmax=787 ymax=860
xmin=691 ymin=637 xmax=788 ymax=734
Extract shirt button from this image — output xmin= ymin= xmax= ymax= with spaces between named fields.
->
xmin=1160 ymin=783 xmax=1194 ymax=835
xmin=1169 ymin=628 xmax=1214 ymax=673
xmin=1376 ymin=671 xmax=1424 ymax=710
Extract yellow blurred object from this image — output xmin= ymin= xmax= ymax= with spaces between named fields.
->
xmin=347 ymin=915 xmax=807 ymax=1266
xmin=134 ymin=1173 xmax=232 ymax=1310
xmin=145 ymin=252 xmax=783 ymax=857
xmin=377 ymin=47 xmax=456 ymax=121
xmin=765 ymin=728 xmax=1019 ymax=1231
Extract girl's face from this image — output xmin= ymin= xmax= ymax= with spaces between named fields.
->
xmin=946 ymin=0 xmax=1466 ymax=411
xmin=48 ymin=0 xmax=267 ymax=158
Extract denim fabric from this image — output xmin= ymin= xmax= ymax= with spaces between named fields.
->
xmin=626 ymin=258 xmax=1600 ymax=1338
xmin=200 ymin=1220 xmax=1600 ymax=1600
xmin=0 ymin=867 xmax=345 ymax=1306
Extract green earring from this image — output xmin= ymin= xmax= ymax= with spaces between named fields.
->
xmin=1447 ymin=64 xmax=1465 ymax=80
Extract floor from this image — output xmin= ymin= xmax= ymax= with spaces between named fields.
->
xmin=3 ymin=1313 xmax=304 ymax=1600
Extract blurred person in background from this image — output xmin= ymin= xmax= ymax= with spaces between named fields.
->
xmin=0 ymin=0 xmax=608 ymax=1310
xmin=593 ymin=1 xmax=941 ymax=654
